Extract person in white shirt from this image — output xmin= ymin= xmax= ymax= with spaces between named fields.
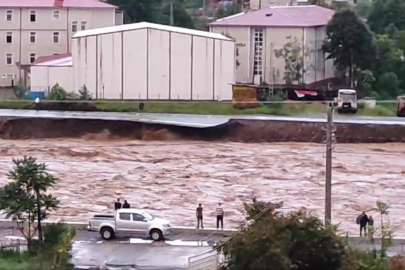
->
xmin=34 ymin=97 xmax=40 ymax=111
xmin=216 ymin=203 xmax=224 ymax=229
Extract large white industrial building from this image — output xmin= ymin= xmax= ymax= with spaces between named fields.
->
xmin=31 ymin=22 xmax=235 ymax=101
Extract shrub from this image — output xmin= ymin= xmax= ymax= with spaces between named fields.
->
xmin=13 ymin=85 xmax=27 ymax=99
xmin=48 ymin=84 xmax=69 ymax=100
xmin=0 ymin=223 xmax=76 ymax=270
xmin=78 ymin=85 xmax=92 ymax=100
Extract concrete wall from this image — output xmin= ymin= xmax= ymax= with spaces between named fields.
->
xmin=31 ymin=65 xmax=73 ymax=92
xmin=72 ymin=27 xmax=235 ymax=100
xmin=0 ymin=7 xmax=119 ymax=87
xmin=211 ymin=25 xmax=335 ymax=86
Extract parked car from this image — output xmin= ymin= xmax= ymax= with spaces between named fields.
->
xmin=87 ymin=209 xmax=172 ymax=241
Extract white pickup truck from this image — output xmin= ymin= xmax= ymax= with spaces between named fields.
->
xmin=87 ymin=209 xmax=173 ymax=241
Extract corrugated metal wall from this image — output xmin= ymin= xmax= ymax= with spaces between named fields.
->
xmin=73 ymin=27 xmax=234 ymax=100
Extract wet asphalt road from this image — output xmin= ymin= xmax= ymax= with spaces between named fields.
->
xmin=2 ymin=229 xmax=405 ymax=268
xmin=0 ymin=229 xmax=228 ymax=269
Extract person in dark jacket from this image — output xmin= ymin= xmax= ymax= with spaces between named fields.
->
xmin=359 ymin=212 xmax=369 ymax=237
xmin=114 ymin=198 xmax=122 ymax=211
xmin=196 ymin=203 xmax=203 ymax=229
xmin=123 ymin=200 xmax=130 ymax=209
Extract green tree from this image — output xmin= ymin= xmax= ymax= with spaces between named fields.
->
xmin=217 ymin=201 xmax=347 ymax=270
xmin=355 ymin=0 xmax=373 ymax=18
xmin=107 ymin=0 xmax=163 ymax=23
xmin=0 ymin=157 xmax=59 ymax=247
xmin=323 ymin=10 xmax=377 ymax=86
xmin=375 ymin=72 xmax=402 ymax=99
xmin=274 ymin=36 xmax=303 ymax=85
xmin=160 ymin=1 xmax=195 ymax=28
xmin=215 ymin=3 xmax=241 ymax=19
xmin=368 ymin=0 xmax=405 ymax=34
xmin=78 ymin=85 xmax=92 ymax=100
xmin=13 ymin=84 xmax=27 ymax=99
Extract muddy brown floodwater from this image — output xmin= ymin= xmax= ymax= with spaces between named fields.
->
xmin=0 ymin=139 xmax=404 ymax=236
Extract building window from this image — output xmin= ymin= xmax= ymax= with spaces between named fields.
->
xmin=253 ymin=28 xmax=264 ymax=76
xmin=30 ymin=32 xmax=36 ymax=43
xmin=72 ymin=21 xmax=78 ymax=32
xmin=53 ymin=32 xmax=60 ymax=43
xmin=81 ymin=21 xmax=87 ymax=31
xmin=30 ymin=53 xmax=36 ymax=64
xmin=53 ymin=10 xmax=60 ymax=20
xmin=1 ymin=74 xmax=16 ymax=82
xmin=6 ymin=53 xmax=13 ymax=65
xmin=6 ymin=32 xmax=12 ymax=44
xmin=6 ymin=10 xmax=12 ymax=22
xmin=30 ymin=10 xmax=36 ymax=22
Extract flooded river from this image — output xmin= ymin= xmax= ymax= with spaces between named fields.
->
xmin=0 ymin=139 xmax=404 ymax=236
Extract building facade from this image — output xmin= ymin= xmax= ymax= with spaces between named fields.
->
xmin=0 ymin=0 xmax=122 ymax=87
xmin=31 ymin=22 xmax=235 ymax=101
xmin=209 ymin=5 xmax=335 ymax=86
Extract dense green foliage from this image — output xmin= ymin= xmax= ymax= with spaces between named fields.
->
xmin=324 ymin=10 xmax=376 ymax=80
xmin=0 ymin=158 xmax=75 ymax=270
xmin=325 ymin=1 xmax=405 ymax=99
xmin=0 ymin=157 xmax=59 ymax=246
xmin=218 ymin=201 xmax=405 ymax=270
xmin=218 ymin=201 xmax=347 ymax=270
xmin=0 ymin=223 xmax=76 ymax=270
xmin=107 ymin=0 xmax=195 ymax=28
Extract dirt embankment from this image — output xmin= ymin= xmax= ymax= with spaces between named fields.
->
xmin=0 ymin=117 xmax=405 ymax=143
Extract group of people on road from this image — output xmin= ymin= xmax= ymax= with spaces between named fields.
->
xmin=357 ymin=212 xmax=374 ymax=237
xmin=196 ymin=203 xmax=225 ymax=230
xmin=114 ymin=198 xmax=131 ymax=210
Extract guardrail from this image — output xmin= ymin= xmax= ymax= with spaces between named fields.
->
xmin=187 ymin=250 xmax=220 ymax=270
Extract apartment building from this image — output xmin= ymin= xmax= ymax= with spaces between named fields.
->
xmin=0 ymin=0 xmax=122 ymax=87
xmin=210 ymin=5 xmax=335 ymax=85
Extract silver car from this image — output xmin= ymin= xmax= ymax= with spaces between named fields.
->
xmin=88 ymin=209 xmax=172 ymax=241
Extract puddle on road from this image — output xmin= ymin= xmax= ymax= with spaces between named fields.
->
xmin=1 ymin=140 xmax=405 ymax=236
xmin=166 ymin=240 xmax=209 ymax=247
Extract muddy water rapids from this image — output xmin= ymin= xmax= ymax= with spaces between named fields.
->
xmin=0 ymin=139 xmax=404 ymax=236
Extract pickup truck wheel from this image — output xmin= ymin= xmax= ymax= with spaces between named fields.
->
xmin=150 ymin=229 xmax=163 ymax=241
xmin=100 ymin=227 xmax=115 ymax=240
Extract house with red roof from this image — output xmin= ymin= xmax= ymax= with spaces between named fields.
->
xmin=209 ymin=5 xmax=336 ymax=86
xmin=0 ymin=0 xmax=122 ymax=87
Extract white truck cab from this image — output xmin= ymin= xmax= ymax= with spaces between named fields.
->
xmin=337 ymin=89 xmax=357 ymax=113
xmin=88 ymin=209 xmax=172 ymax=241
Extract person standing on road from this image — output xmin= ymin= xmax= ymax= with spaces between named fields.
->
xmin=123 ymin=200 xmax=130 ymax=209
xmin=196 ymin=203 xmax=203 ymax=229
xmin=114 ymin=198 xmax=122 ymax=211
xmin=356 ymin=212 xmax=369 ymax=237
xmin=216 ymin=203 xmax=224 ymax=230
xmin=368 ymin=215 xmax=374 ymax=238
xmin=35 ymin=97 xmax=40 ymax=111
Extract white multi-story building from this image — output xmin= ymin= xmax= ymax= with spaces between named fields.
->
xmin=210 ymin=5 xmax=335 ymax=85
xmin=0 ymin=0 xmax=122 ymax=87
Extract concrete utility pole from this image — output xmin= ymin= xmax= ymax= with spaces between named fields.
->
xmin=202 ymin=0 xmax=206 ymax=16
xmin=325 ymin=104 xmax=334 ymax=225
xmin=170 ymin=1 xmax=174 ymax=26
